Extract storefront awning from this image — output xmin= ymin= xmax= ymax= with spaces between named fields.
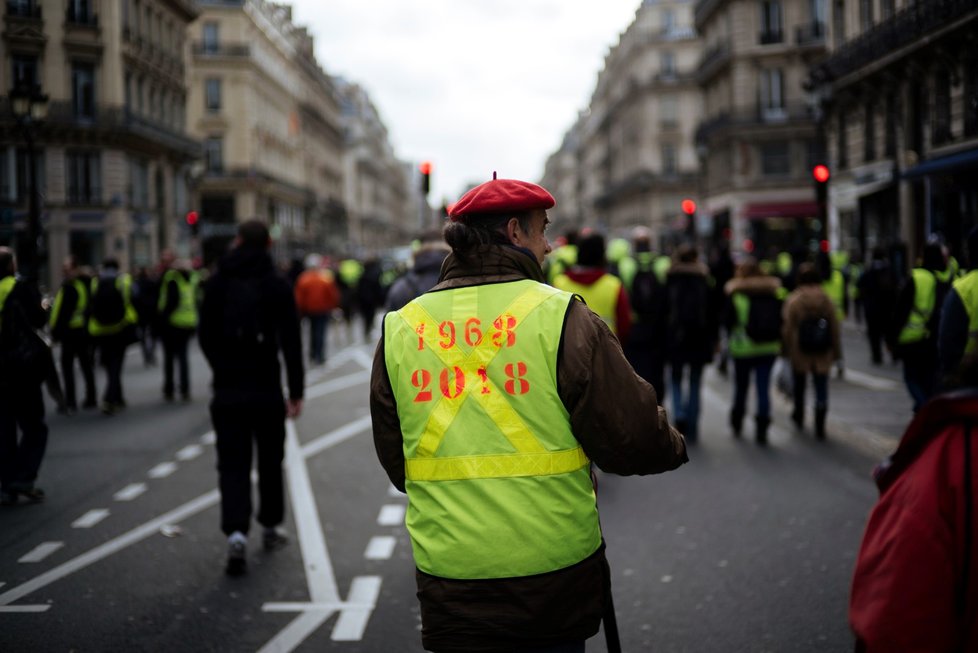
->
xmin=902 ymin=147 xmax=978 ymax=179
xmin=743 ymin=201 xmax=818 ymax=220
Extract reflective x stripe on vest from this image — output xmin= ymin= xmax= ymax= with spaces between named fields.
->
xmin=954 ymin=270 xmax=978 ymax=356
xmin=729 ymin=291 xmax=781 ymax=358
xmin=552 ymin=272 xmax=621 ymax=330
xmin=158 ymin=270 xmax=199 ymax=329
xmin=0 ymin=276 xmax=15 ymax=331
xmin=384 ymin=279 xmax=601 ymax=579
xmin=899 ymin=268 xmax=937 ymax=345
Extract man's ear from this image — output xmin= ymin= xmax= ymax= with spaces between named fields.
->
xmin=506 ymin=217 xmax=522 ymax=246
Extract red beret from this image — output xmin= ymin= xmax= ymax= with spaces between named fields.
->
xmin=449 ymin=177 xmax=555 ymax=221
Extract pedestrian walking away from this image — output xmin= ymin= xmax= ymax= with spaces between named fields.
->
xmin=49 ymin=255 xmax=97 ymax=412
xmin=724 ymin=257 xmax=786 ymax=445
xmin=939 ymin=226 xmax=978 ymax=386
xmin=199 ymin=219 xmax=304 ymax=576
xmin=157 ymin=259 xmax=200 ymax=401
xmin=385 ymin=232 xmax=449 ymax=312
xmin=857 ymin=246 xmax=898 ymax=366
xmin=294 ymin=253 xmax=340 ymax=365
xmin=370 ymin=174 xmax=687 ymax=653
xmin=88 ymin=258 xmax=139 ymax=415
xmin=781 ymin=262 xmax=842 ymax=440
xmin=0 ymin=247 xmax=51 ymax=506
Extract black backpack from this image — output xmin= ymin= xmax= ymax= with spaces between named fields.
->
xmin=91 ymin=278 xmax=126 ymax=324
xmin=221 ymin=277 xmax=266 ymax=347
xmin=745 ymin=294 xmax=783 ymax=343
xmin=629 ymin=263 xmax=661 ymax=320
xmin=669 ymin=279 xmax=708 ymax=345
xmin=797 ymin=316 xmax=832 ymax=353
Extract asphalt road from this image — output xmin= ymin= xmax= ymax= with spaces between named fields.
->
xmin=0 ymin=317 xmax=909 ymax=652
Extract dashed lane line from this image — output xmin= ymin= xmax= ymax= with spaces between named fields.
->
xmin=364 ymin=536 xmax=396 ymax=561
xmin=147 ymin=462 xmax=177 ymax=479
xmin=305 ymin=370 xmax=371 ymax=401
xmin=175 ymin=444 xmax=203 ymax=461
xmin=377 ymin=505 xmax=405 ymax=527
xmin=842 ymin=367 xmax=900 ymax=391
xmin=113 ymin=483 xmax=147 ymax=502
xmin=18 ymin=543 xmax=64 ymax=564
xmin=71 ymin=510 xmax=110 ymax=529
xmin=200 ymin=431 xmax=216 ymax=446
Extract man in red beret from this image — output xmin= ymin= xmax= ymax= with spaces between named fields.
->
xmin=370 ymin=175 xmax=687 ymax=653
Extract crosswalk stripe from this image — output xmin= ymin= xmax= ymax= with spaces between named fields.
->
xmin=72 ymin=510 xmax=110 ymax=529
xmin=364 ymin=536 xmax=396 ymax=560
xmin=377 ymin=505 xmax=405 ymax=527
xmin=19 ymin=542 xmax=64 ymax=564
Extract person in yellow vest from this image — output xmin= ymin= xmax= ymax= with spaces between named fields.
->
xmin=158 ymin=259 xmax=199 ymax=401
xmin=370 ymin=175 xmax=687 ymax=653
xmin=89 ymin=258 xmax=139 ymax=415
xmin=887 ymin=243 xmax=950 ymax=412
xmin=553 ymin=231 xmax=632 ymax=343
xmin=939 ymin=227 xmax=978 ymax=385
xmin=49 ymin=255 xmax=97 ymax=412
xmin=724 ymin=258 xmax=787 ymax=444
xmin=337 ymin=256 xmax=364 ymax=343
xmin=545 ymin=229 xmax=578 ymax=284
xmin=0 ymin=247 xmax=50 ymax=505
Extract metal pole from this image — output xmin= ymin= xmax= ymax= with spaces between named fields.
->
xmin=20 ymin=123 xmax=40 ymax=284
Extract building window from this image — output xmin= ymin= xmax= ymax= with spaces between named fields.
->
xmin=659 ymin=95 xmax=679 ymax=129
xmin=11 ymin=55 xmax=38 ymax=90
xmin=661 ymin=144 xmax=678 ymax=175
xmin=833 ymin=0 xmax=845 ymax=47
xmin=759 ymin=0 xmax=783 ymax=44
xmin=864 ymin=102 xmax=876 ymax=163
xmin=760 ymin=142 xmax=790 ymax=176
xmin=880 ymin=0 xmax=895 ymax=20
xmin=136 ymin=76 xmax=144 ymax=114
xmin=858 ymin=0 xmax=874 ymax=30
xmin=72 ymin=63 xmax=96 ymax=120
xmin=837 ymin=111 xmax=849 ymax=169
xmin=205 ymin=78 xmax=222 ymax=112
xmin=202 ymin=22 xmax=219 ymax=53
xmin=68 ymin=0 xmax=96 ymax=25
xmin=965 ymin=60 xmax=978 ymax=138
xmin=130 ymin=158 xmax=149 ymax=208
xmin=205 ymin=138 xmax=223 ymax=172
xmin=809 ymin=0 xmax=826 ymax=28
xmin=933 ymin=70 xmax=952 ymax=146
xmin=15 ymin=148 xmax=45 ymax=203
xmin=661 ymin=8 xmax=675 ymax=33
xmin=67 ymin=151 xmax=101 ymax=205
xmin=885 ymin=94 xmax=898 ymax=157
xmin=759 ymin=68 xmax=785 ymax=119
xmin=660 ymin=51 xmax=676 ymax=77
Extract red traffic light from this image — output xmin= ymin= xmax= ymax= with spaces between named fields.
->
xmin=681 ymin=199 xmax=697 ymax=215
xmin=813 ymin=164 xmax=830 ymax=183
xmin=419 ymin=161 xmax=432 ymax=175
xmin=185 ymin=210 xmax=199 ymax=226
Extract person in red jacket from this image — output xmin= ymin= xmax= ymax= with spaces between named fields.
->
xmin=849 ymin=354 xmax=978 ymax=652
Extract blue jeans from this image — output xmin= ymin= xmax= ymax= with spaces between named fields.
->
xmin=733 ymin=355 xmax=776 ymax=418
xmin=308 ymin=313 xmax=330 ymax=363
xmin=671 ymin=362 xmax=703 ymax=439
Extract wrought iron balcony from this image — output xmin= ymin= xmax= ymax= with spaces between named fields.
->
xmin=695 ymin=102 xmax=816 ymax=142
xmin=696 ymin=41 xmax=731 ymax=85
xmin=813 ymin=0 xmax=978 ymax=84
xmin=65 ymin=5 xmax=98 ymax=26
xmin=5 ymin=1 xmax=41 ymax=18
xmin=192 ymin=42 xmax=250 ymax=57
xmin=796 ymin=22 xmax=826 ymax=45
xmin=759 ymin=30 xmax=784 ymax=45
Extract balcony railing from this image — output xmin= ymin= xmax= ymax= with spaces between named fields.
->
xmin=66 ymin=6 xmax=98 ymax=26
xmin=5 ymin=1 xmax=41 ymax=18
xmin=192 ymin=42 xmax=250 ymax=57
xmin=814 ymin=0 xmax=977 ymax=83
xmin=696 ymin=102 xmax=816 ymax=141
xmin=796 ymin=22 xmax=826 ymax=45
xmin=759 ymin=30 xmax=784 ymax=45
xmin=696 ymin=41 xmax=731 ymax=84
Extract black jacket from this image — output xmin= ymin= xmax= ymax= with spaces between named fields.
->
xmin=665 ymin=261 xmax=718 ymax=365
xmin=198 ymin=246 xmax=303 ymax=403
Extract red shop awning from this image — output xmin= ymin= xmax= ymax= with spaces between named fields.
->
xmin=743 ymin=201 xmax=818 ymax=220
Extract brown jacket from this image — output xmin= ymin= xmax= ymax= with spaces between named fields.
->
xmin=370 ymin=243 xmax=687 ymax=653
xmin=782 ymin=284 xmax=841 ymax=375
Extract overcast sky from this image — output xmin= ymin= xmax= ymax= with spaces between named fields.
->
xmin=288 ymin=0 xmax=643 ymax=206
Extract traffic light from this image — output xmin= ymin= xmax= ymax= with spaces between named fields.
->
xmin=681 ymin=198 xmax=697 ymax=215
xmin=812 ymin=164 xmax=830 ymax=238
xmin=419 ymin=161 xmax=432 ymax=195
xmin=186 ymin=210 xmax=199 ymax=237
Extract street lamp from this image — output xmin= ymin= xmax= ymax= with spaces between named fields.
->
xmin=8 ymin=83 xmax=49 ymax=284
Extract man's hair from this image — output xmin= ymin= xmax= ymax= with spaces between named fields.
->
xmin=443 ymin=212 xmax=534 ymax=258
xmin=0 ymin=247 xmax=15 ymax=278
xmin=576 ymin=232 xmax=606 ymax=267
xmin=796 ymin=261 xmax=821 ymax=286
xmin=675 ymin=243 xmax=698 ymax=264
xmin=102 ymin=258 xmax=120 ymax=270
xmin=921 ymin=242 xmax=945 ymax=271
xmin=237 ymin=219 xmax=270 ymax=249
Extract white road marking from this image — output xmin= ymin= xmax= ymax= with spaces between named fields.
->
xmin=147 ymin=462 xmax=177 ymax=478
xmin=843 ymin=368 xmax=900 ymax=391
xmin=364 ymin=536 xmax=396 ymax=560
xmin=72 ymin=510 xmax=109 ymax=529
xmin=299 ymin=414 xmax=373 ymax=459
xmin=0 ymin=605 xmax=50 ymax=613
xmin=331 ymin=576 xmax=383 ymax=641
xmin=113 ymin=483 xmax=147 ymax=502
xmin=18 ymin=543 xmax=64 ymax=564
xmin=352 ymin=348 xmax=375 ymax=370
xmin=305 ymin=371 xmax=371 ymax=401
xmin=377 ymin=505 xmax=405 ymax=526
xmin=175 ymin=444 xmax=203 ymax=461
xmin=200 ymin=431 xmax=216 ymax=446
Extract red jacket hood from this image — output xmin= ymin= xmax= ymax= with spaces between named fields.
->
xmin=562 ymin=267 xmax=609 ymax=285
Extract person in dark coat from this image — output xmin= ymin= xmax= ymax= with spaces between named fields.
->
xmin=857 ymin=246 xmax=898 ymax=366
xmin=938 ymin=226 xmax=978 ymax=385
xmin=198 ymin=220 xmax=304 ymax=575
xmin=385 ymin=240 xmax=449 ymax=312
xmin=710 ymin=243 xmax=735 ymax=376
xmin=49 ymin=255 xmax=97 ymax=412
xmin=0 ymin=247 xmax=50 ymax=505
xmin=664 ymin=244 xmax=717 ymax=443
xmin=357 ymin=257 xmax=385 ymax=339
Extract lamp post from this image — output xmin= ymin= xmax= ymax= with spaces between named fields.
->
xmin=8 ymin=83 xmax=49 ymax=284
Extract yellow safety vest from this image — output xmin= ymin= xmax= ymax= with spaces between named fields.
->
xmin=953 ymin=270 xmax=978 ymax=356
xmin=49 ymin=279 xmax=88 ymax=331
xmin=158 ymin=270 xmax=199 ymax=329
xmin=552 ymin=272 xmax=621 ymax=331
xmin=898 ymin=268 xmax=937 ymax=345
xmin=88 ymin=274 xmax=138 ymax=337
xmin=821 ymin=269 xmax=846 ymax=320
xmin=384 ymin=279 xmax=600 ymax=579
xmin=729 ymin=289 xmax=785 ymax=358
xmin=0 ymin=276 xmax=16 ymax=331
